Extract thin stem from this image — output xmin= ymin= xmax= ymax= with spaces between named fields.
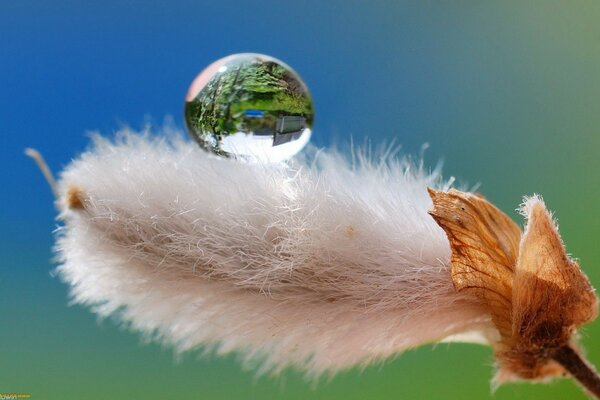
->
xmin=553 ymin=345 xmax=600 ymax=399
xmin=25 ymin=148 xmax=58 ymax=199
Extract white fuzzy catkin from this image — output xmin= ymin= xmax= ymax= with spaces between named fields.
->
xmin=54 ymin=128 xmax=494 ymax=376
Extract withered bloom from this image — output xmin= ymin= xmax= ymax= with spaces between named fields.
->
xmin=429 ymin=188 xmax=600 ymax=396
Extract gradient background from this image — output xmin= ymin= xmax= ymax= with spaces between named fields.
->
xmin=2 ymin=1 xmax=600 ymax=399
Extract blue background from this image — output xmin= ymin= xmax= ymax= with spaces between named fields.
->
xmin=2 ymin=1 xmax=600 ymax=399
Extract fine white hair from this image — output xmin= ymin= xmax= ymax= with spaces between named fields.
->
xmin=54 ymin=127 xmax=493 ymax=376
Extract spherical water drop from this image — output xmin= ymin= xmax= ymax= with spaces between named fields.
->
xmin=184 ymin=53 xmax=314 ymax=162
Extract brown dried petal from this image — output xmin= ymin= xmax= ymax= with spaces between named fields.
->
xmin=512 ymin=197 xmax=598 ymax=347
xmin=428 ymin=188 xmax=520 ymax=338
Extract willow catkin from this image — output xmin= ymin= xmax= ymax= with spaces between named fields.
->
xmin=53 ymin=128 xmax=494 ymax=376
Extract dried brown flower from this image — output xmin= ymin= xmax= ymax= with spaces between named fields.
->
xmin=428 ymin=188 xmax=600 ymax=396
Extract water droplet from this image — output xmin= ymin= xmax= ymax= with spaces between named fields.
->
xmin=184 ymin=53 xmax=314 ymax=162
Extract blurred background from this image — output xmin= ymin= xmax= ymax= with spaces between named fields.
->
xmin=2 ymin=1 xmax=600 ymax=399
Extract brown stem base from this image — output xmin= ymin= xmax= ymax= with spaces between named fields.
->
xmin=553 ymin=345 xmax=600 ymax=398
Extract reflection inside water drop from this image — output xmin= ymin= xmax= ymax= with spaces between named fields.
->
xmin=184 ymin=53 xmax=314 ymax=162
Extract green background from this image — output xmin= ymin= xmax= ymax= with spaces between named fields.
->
xmin=2 ymin=1 xmax=600 ymax=399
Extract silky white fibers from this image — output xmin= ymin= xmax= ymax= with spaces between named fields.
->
xmin=54 ymin=127 xmax=492 ymax=376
